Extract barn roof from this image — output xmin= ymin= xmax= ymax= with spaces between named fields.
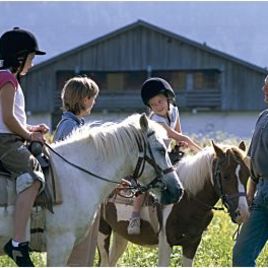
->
xmin=32 ymin=19 xmax=267 ymax=74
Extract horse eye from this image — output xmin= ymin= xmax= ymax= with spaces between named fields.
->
xmin=159 ymin=149 xmax=166 ymax=155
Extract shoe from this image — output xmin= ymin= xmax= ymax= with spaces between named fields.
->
xmin=3 ymin=239 xmax=34 ymax=267
xmin=127 ymin=217 xmax=141 ymax=235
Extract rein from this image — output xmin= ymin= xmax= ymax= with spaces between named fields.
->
xmin=44 ymin=142 xmax=120 ymax=185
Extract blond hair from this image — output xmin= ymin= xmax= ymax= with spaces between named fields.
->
xmin=61 ymin=76 xmax=99 ymax=115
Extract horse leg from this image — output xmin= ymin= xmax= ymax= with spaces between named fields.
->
xmin=97 ymin=215 xmax=112 ymax=267
xmin=68 ymin=209 xmax=101 ymax=266
xmin=182 ymin=239 xmax=201 ymax=267
xmin=109 ymin=232 xmax=128 ymax=266
xmin=46 ymin=232 xmax=76 ymax=266
xmin=158 ymin=205 xmax=173 ymax=266
xmin=158 ymin=230 xmax=172 ymax=266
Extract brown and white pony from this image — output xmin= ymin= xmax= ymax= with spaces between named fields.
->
xmin=97 ymin=141 xmax=250 ymax=266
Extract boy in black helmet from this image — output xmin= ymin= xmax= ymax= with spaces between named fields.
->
xmin=128 ymin=77 xmax=202 ymax=235
xmin=0 ymin=27 xmax=48 ymax=266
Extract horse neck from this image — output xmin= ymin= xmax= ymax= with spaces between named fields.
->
xmin=176 ymin=148 xmax=215 ymax=197
xmin=51 ymin=133 xmax=136 ymax=201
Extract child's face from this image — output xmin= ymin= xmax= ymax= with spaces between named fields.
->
xmin=20 ymin=52 xmax=35 ymax=75
xmin=148 ymin=94 xmax=169 ymax=116
xmin=81 ymin=95 xmax=97 ymax=116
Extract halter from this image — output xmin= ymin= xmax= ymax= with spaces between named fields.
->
xmin=212 ymin=157 xmax=247 ymax=215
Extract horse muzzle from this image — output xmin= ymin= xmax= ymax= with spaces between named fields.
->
xmin=160 ymin=186 xmax=184 ymax=205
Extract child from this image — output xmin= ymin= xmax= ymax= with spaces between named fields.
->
xmin=53 ymin=76 xmax=100 ymax=266
xmin=53 ymin=76 xmax=99 ymax=141
xmin=127 ymin=77 xmax=202 ymax=235
xmin=0 ymin=27 xmax=48 ymax=266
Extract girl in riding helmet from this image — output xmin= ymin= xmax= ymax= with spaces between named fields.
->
xmin=0 ymin=27 xmax=48 ymax=266
xmin=128 ymin=77 xmax=202 ymax=235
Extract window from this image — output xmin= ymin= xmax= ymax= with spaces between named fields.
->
xmin=152 ymin=70 xmax=186 ymax=91
xmin=193 ymin=70 xmax=220 ymax=90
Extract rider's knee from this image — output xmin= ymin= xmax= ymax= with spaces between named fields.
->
xmin=16 ymin=171 xmax=45 ymax=194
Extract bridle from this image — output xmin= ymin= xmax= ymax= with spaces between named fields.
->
xmin=192 ymin=156 xmax=247 ymax=214
xmin=126 ymin=130 xmax=175 ymax=196
xmin=212 ymin=157 xmax=247 ymax=216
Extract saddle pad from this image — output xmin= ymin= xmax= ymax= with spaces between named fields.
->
xmin=107 ymin=190 xmax=157 ymax=207
xmin=44 ymin=165 xmax=63 ymax=205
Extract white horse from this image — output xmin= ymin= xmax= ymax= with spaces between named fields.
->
xmin=0 ymin=113 xmax=182 ymax=266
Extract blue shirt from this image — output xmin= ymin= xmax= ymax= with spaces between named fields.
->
xmin=53 ymin=111 xmax=85 ymax=142
xmin=248 ymin=109 xmax=268 ymax=182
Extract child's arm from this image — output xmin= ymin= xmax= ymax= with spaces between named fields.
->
xmin=161 ymin=124 xmax=202 ymax=152
xmin=175 ymin=117 xmax=182 ymax=133
xmin=1 ymin=83 xmax=45 ymax=143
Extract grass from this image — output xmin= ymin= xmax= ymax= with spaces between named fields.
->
xmin=2 ymin=211 xmax=268 ymax=266
xmin=112 ymin=211 xmax=268 ymax=267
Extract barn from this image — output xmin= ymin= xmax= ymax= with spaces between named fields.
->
xmin=22 ymin=20 xmax=267 ymax=133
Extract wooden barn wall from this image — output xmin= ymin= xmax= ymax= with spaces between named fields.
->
xmin=223 ymin=64 xmax=265 ymax=111
xmin=23 ymin=26 xmax=266 ymax=113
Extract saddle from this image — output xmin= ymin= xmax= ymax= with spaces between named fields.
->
xmin=0 ymin=142 xmax=62 ymax=213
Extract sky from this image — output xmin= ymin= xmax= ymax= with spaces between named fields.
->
xmin=1 ymin=1 xmax=268 ymax=68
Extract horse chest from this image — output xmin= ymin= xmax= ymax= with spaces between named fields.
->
xmin=166 ymin=208 xmax=213 ymax=246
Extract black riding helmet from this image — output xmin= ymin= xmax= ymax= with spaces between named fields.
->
xmin=141 ymin=77 xmax=176 ymax=106
xmin=0 ymin=27 xmax=46 ymax=57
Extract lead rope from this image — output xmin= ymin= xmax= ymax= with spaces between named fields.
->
xmin=232 ymin=223 xmax=242 ymax=241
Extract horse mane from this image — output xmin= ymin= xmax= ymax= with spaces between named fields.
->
xmin=53 ymin=113 xmax=168 ymax=162
xmin=176 ymin=147 xmax=214 ymax=196
xmin=176 ymin=144 xmax=247 ymax=196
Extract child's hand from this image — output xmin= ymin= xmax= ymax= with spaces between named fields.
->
xmin=30 ymin=124 xmax=50 ymax=134
xmin=177 ymin=141 xmax=188 ymax=149
xmin=29 ymin=131 xmax=46 ymax=143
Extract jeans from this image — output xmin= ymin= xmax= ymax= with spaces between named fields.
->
xmin=233 ymin=179 xmax=268 ymax=266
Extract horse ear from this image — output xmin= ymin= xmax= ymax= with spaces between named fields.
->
xmin=140 ymin=113 xmax=149 ymax=132
xmin=211 ymin=140 xmax=225 ymax=158
xmin=238 ymin=141 xmax=246 ymax=151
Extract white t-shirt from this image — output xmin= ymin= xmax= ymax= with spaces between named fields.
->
xmin=149 ymin=104 xmax=179 ymax=130
xmin=0 ymin=70 xmax=27 ymax=133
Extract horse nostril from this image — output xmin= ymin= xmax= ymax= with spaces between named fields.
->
xmin=235 ymin=210 xmax=241 ymax=218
